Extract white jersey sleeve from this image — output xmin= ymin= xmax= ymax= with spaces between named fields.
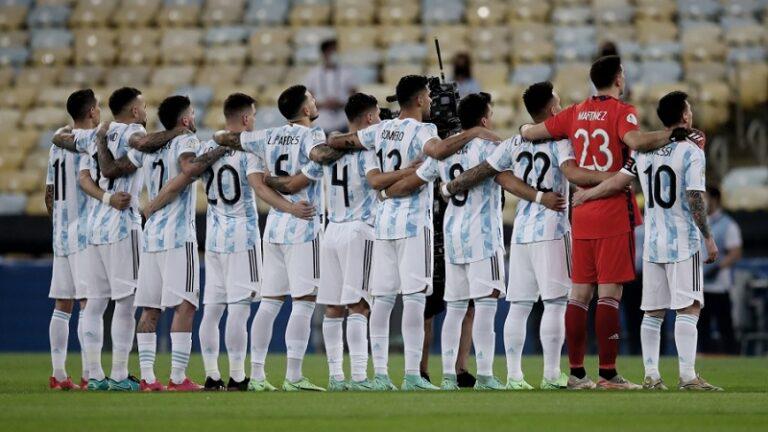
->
xmin=356 ymin=123 xmax=379 ymax=150
xmin=414 ymin=123 xmax=438 ymax=152
xmin=246 ymin=152 xmax=264 ymax=175
xmin=240 ymin=129 xmax=267 ymax=156
xmin=553 ymin=139 xmax=576 ymax=166
xmin=362 ymin=149 xmax=380 ymax=173
xmin=302 ymin=160 xmax=324 ymax=180
xmin=416 ymin=157 xmax=440 ymax=182
xmin=486 ymin=137 xmax=518 ymax=172
xmin=684 ymin=147 xmax=706 ymax=192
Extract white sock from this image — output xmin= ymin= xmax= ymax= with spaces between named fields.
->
xmin=170 ymin=332 xmax=192 ymax=384
xmin=322 ymin=316 xmax=345 ymax=380
xmin=402 ymin=292 xmax=426 ymax=377
xmin=249 ymin=299 xmax=283 ymax=380
xmin=441 ymin=300 xmax=468 ymax=376
xmin=199 ymin=303 xmax=225 ymax=380
xmin=675 ymin=313 xmax=699 ymax=382
xmin=50 ymin=309 xmax=71 ymax=381
xmin=541 ymin=297 xmax=567 ymax=381
xmin=110 ymin=296 xmax=136 ymax=381
xmin=641 ymin=315 xmax=664 ymax=380
xmin=285 ymin=300 xmax=315 ymax=382
xmin=370 ymin=295 xmax=395 ymax=376
xmin=504 ymin=300 xmax=533 ymax=381
xmin=346 ymin=313 xmax=369 ymax=382
xmin=137 ymin=332 xmax=156 ymax=384
xmin=77 ymin=310 xmax=88 ymax=380
xmin=473 ymin=298 xmax=498 ymax=377
xmin=225 ymin=302 xmax=251 ymax=382
xmin=83 ymin=297 xmax=108 ymax=381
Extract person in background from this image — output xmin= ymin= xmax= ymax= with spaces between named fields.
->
xmin=453 ymin=53 xmax=481 ymax=97
xmin=592 ymin=41 xmax=631 ymax=100
xmin=699 ymin=185 xmax=742 ymax=354
xmin=304 ymin=39 xmax=357 ymax=133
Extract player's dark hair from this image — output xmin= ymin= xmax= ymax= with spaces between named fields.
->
xmin=396 ymin=75 xmax=429 ymax=107
xmin=706 ymin=184 xmax=722 ymax=202
xmin=223 ymin=92 xmax=256 ymax=120
xmin=158 ymin=95 xmax=191 ymax=130
xmin=277 ymin=85 xmax=308 ymax=120
xmin=320 ymin=39 xmax=337 ymax=54
xmin=66 ymin=89 xmax=97 ymax=121
xmin=522 ymin=81 xmax=555 ymax=118
xmin=656 ymin=91 xmax=689 ymax=127
xmin=590 ymin=55 xmax=622 ymax=90
xmin=108 ymin=87 xmax=142 ymax=116
xmin=344 ymin=93 xmax=378 ymax=122
xmin=458 ymin=92 xmax=492 ymax=129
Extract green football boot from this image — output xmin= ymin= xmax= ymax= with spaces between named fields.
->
xmin=474 ymin=375 xmax=505 ymax=390
xmin=282 ymin=377 xmax=326 ymax=392
xmin=540 ymin=372 xmax=569 ymax=390
xmin=505 ymin=377 xmax=534 ymax=390
xmin=327 ymin=377 xmax=348 ymax=391
xmin=87 ymin=377 xmax=110 ymax=391
xmin=346 ymin=379 xmax=376 ymax=391
xmin=371 ymin=374 xmax=398 ymax=391
xmin=247 ymin=378 xmax=277 ymax=392
xmin=440 ymin=374 xmax=460 ymax=390
xmin=107 ymin=375 xmax=140 ymax=391
xmin=401 ymin=374 xmax=440 ymax=391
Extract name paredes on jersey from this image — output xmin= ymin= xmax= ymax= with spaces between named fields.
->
xmin=577 ymin=111 xmax=608 ymax=121
xmin=268 ymin=135 xmax=302 ymax=146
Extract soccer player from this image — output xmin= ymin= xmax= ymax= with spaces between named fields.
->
xmin=52 ymin=87 xmax=181 ymax=391
xmin=106 ymin=95 xmax=206 ymax=391
xmin=521 ymin=56 xmax=674 ymax=389
xmin=46 ymin=90 xmax=130 ymax=390
xmin=213 ymin=85 xmax=332 ymax=392
xmin=325 ymin=76 xmax=499 ymax=390
xmin=381 ymin=92 xmax=509 ymax=390
xmin=573 ymin=91 xmax=722 ymax=391
xmin=443 ymin=82 xmax=613 ymax=389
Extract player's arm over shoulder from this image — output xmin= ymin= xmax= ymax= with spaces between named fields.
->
xmin=619 ymin=105 xmax=671 ymax=152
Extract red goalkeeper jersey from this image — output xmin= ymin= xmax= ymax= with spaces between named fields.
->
xmin=544 ymin=95 xmax=643 ymax=239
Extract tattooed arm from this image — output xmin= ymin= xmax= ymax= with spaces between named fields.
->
xmin=264 ymin=173 xmax=312 ymax=195
xmin=249 ymin=172 xmax=315 ymax=220
xmin=444 ymin=161 xmax=500 ymax=195
xmin=309 ymin=144 xmax=347 ymax=165
xmin=382 ymin=172 xmax=428 ymax=198
xmin=423 ymin=127 xmax=502 ymax=160
xmin=45 ymin=185 xmax=54 ymax=218
xmin=572 ymin=171 xmax=634 ymax=207
xmin=129 ymin=127 xmax=188 ymax=153
xmin=143 ymin=173 xmax=196 ymax=219
xmin=52 ymin=126 xmax=77 ymax=152
xmin=178 ymin=147 xmax=228 ymax=178
xmin=212 ymin=130 xmax=244 ymax=151
xmin=96 ymin=126 xmax=138 ymax=179
xmin=493 ymin=171 xmax=567 ymax=211
xmin=559 ymin=160 xmax=614 ymax=187
xmin=688 ymin=190 xmax=719 ymax=263
xmin=78 ymin=169 xmax=131 ymax=210
xmin=326 ymin=131 xmax=366 ymax=150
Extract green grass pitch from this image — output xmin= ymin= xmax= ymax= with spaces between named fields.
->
xmin=0 ymin=353 xmax=766 ymax=431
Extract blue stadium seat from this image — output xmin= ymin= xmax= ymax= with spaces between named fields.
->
xmin=510 ymin=63 xmax=553 ymax=86
xmin=26 ymin=5 xmax=70 ymax=27
xmin=339 ymin=50 xmax=381 ymax=67
xmin=421 ymin=0 xmax=463 ymax=24
xmin=254 ymin=107 xmax=283 ymax=129
xmin=293 ymin=45 xmax=320 ymax=64
xmin=244 ymin=0 xmax=289 ymax=25
xmin=30 ymin=29 xmax=72 ymax=49
xmin=0 ymin=193 xmax=27 ymax=215
xmin=641 ymin=41 xmax=681 ymax=60
xmin=37 ymin=130 xmax=55 ymax=149
xmin=556 ymin=41 xmax=598 ymax=62
xmin=0 ymin=47 xmax=28 ymax=66
xmin=385 ymin=43 xmax=427 ymax=63
xmin=553 ymin=26 xmax=596 ymax=45
xmin=727 ymin=46 xmax=766 ymax=63
xmin=164 ymin=0 xmax=204 ymax=5
xmin=204 ymin=26 xmax=250 ymax=46
xmin=722 ymin=0 xmax=762 ymax=17
xmin=677 ymin=0 xmax=720 ymax=20
xmin=293 ymin=26 xmax=336 ymax=48
xmin=175 ymin=85 xmax=214 ymax=107
xmin=0 ymin=0 xmax=33 ymax=6
xmin=552 ymin=6 xmax=592 ymax=25
xmin=347 ymin=65 xmax=378 ymax=85
xmin=638 ymin=61 xmax=682 ymax=85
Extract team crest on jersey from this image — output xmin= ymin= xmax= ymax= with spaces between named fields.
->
xmin=626 ymin=113 xmax=638 ymax=125
xmin=109 ymin=132 xmax=118 ymax=141
xmin=312 ymin=129 xmax=324 ymax=143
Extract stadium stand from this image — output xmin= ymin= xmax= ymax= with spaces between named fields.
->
xmin=0 ymin=0 xmax=766 ymax=216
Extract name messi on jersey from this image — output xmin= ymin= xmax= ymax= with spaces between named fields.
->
xmin=381 ymin=130 xmax=405 ymax=141
xmin=577 ymin=111 xmax=608 ymax=121
xmin=268 ymin=135 xmax=302 ymax=146
xmin=652 ymin=145 xmax=674 ymax=157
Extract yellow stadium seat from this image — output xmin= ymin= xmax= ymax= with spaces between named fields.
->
xmin=684 ymin=61 xmax=727 ymax=85
xmin=469 ymin=26 xmax=510 ymax=63
xmin=0 ymin=109 xmax=21 ymax=130
xmin=491 ymin=103 xmax=514 ymax=128
xmin=289 ymin=3 xmax=332 ymax=26
xmin=508 ymin=0 xmax=550 ymax=21
xmin=157 ymin=2 xmax=201 ymax=27
xmin=0 ymin=150 xmax=25 ymax=171
xmin=725 ymin=24 xmax=766 ymax=46
xmin=201 ymin=0 xmax=246 ymax=27
xmin=0 ymin=87 xmax=38 ymax=110
xmin=24 ymin=149 xmax=50 ymax=172
xmin=0 ymin=5 xmax=28 ymax=30
xmin=74 ymin=29 xmax=117 ymax=65
xmin=196 ymin=65 xmax=244 ymax=86
xmin=106 ymin=66 xmax=151 ymax=87
xmin=211 ymin=84 xmax=258 ymax=105
xmin=203 ymin=108 xmax=225 ymax=130
xmin=636 ymin=19 xmax=678 ymax=43
xmin=512 ymin=40 xmax=554 ymax=64
xmin=423 ymin=25 xmax=468 ymax=65
xmin=0 ymin=67 xmax=13 ymax=88
xmin=117 ymin=29 xmax=161 ymax=65
xmin=466 ymin=0 xmax=508 ymax=26
xmin=151 ymin=66 xmax=197 ymax=87
xmin=733 ymin=63 xmax=768 ymax=109
xmin=58 ymin=66 xmax=105 ymax=87
xmin=26 ymin=191 xmax=48 ymax=216
xmin=36 ymin=87 xmax=77 ymax=107
xmin=284 ymin=66 xmax=312 ymax=86
xmin=553 ymin=63 xmax=591 ymax=105
xmin=242 ymin=65 xmax=289 ymax=88
xmin=378 ymin=25 xmax=422 ymax=47
xmin=31 ymin=45 xmax=72 ymax=66
xmin=383 ymin=64 xmax=425 ymax=86
xmin=333 ymin=1 xmax=375 ymax=26
xmin=682 ymin=40 xmax=727 ymax=62
xmin=5 ymin=131 xmax=38 ymax=153
xmin=377 ymin=2 xmax=419 ymax=25
xmin=597 ymin=25 xmax=635 ymax=44
xmin=510 ymin=21 xmax=552 ymax=44
xmin=473 ymin=63 xmax=509 ymax=88
xmin=356 ymin=84 xmax=394 ymax=105
xmin=204 ymin=44 xmax=248 ymax=65
xmin=160 ymin=29 xmax=203 ymax=64
xmin=634 ymin=0 xmax=676 ymax=21
xmin=248 ymin=28 xmax=292 ymax=65
xmin=1 ymin=30 xmax=28 ymax=49
xmin=15 ymin=67 xmax=61 ymax=87
xmin=112 ymin=0 xmax=160 ymax=27
xmin=696 ymin=103 xmax=730 ymax=131
xmin=69 ymin=0 xmax=117 ymax=28
xmin=337 ymin=27 xmax=378 ymax=52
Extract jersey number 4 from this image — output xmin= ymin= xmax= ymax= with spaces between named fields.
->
xmin=331 ymin=163 xmax=350 ymax=207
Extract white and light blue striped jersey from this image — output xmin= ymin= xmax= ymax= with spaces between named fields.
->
xmin=622 ymin=141 xmax=706 ymax=263
xmin=486 ymin=135 xmax=574 ymax=244
xmin=82 ymin=122 xmax=144 ymax=245
xmin=240 ymin=124 xmax=325 ymax=244
xmin=128 ymin=133 xmax=199 ymax=252
xmin=46 ymin=128 xmax=94 ymax=256
xmin=304 ymin=149 xmax=379 ymax=225
xmin=416 ymin=138 xmax=503 ymax=264
xmin=199 ymin=140 xmax=264 ymax=253
xmin=357 ymin=118 xmax=439 ymax=239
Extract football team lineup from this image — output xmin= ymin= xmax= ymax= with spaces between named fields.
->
xmin=43 ymin=55 xmax=723 ymax=396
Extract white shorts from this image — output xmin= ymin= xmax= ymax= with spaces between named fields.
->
xmin=370 ymin=226 xmax=433 ymax=297
xmin=445 ymin=249 xmax=506 ymax=302
xmin=642 ymin=252 xmax=705 ymax=311
xmin=203 ymin=247 xmax=262 ymax=305
xmin=507 ymin=237 xmax=571 ymax=302
xmin=262 ymin=236 xmax=320 ymax=298
xmin=135 ymin=242 xmax=200 ymax=309
xmin=85 ymin=229 xmax=141 ymax=300
xmin=317 ymin=221 xmax=374 ymax=306
xmin=49 ymin=250 xmax=88 ymax=300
